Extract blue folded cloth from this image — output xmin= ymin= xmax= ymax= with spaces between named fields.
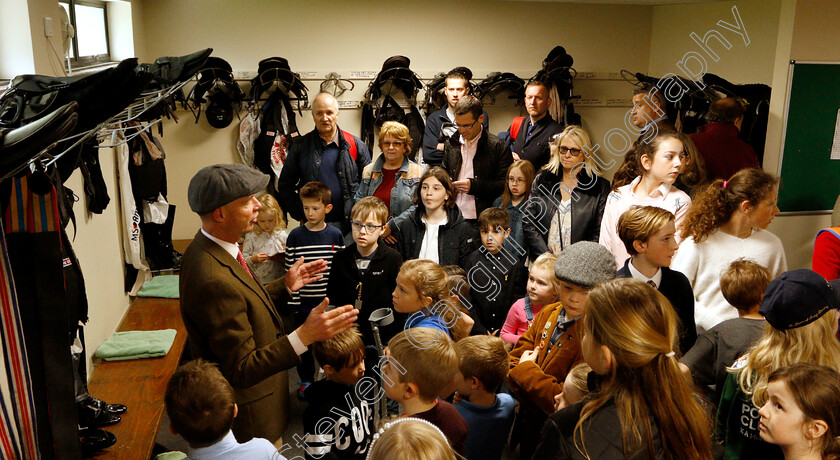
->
xmin=95 ymin=329 xmax=177 ymax=361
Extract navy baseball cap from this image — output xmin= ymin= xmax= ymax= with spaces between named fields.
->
xmin=759 ymin=269 xmax=840 ymax=331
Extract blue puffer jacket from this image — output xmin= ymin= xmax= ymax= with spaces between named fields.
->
xmin=277 ymin=127 xmax=371 ymax=222
xmin=354 ymin=155 xmax=425 ymax=219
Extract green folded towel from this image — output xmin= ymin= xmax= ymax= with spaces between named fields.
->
xmin=136 ymin=275 xmax=180 ymax=298
xmin=95 ymin=329 xmax=177 ymax=361
xmin=154 ymin=452 xmax=187 ymax=460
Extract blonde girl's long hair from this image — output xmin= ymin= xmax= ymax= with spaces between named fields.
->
xmin=576 ymin=278 xmax=713 ymax=459
xmin=736 ymin=312 xmax=840 ymax=408
xmin=255 ymin=193 xmax=286 ymax=235
xmin=500 ymin=160 xmax=535 ymax=208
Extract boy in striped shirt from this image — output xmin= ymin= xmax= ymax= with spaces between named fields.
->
xmin=286 ymin=181 xmax=345 ymax=394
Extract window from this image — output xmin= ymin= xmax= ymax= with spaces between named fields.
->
xmin=59 ymin=0 xmax=111 ymax=68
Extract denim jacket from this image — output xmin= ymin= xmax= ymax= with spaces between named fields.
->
xmin=354 ymin=155 xmax=425 ymax=219
xmin=493 ymin=195 xmax=526 ymax=255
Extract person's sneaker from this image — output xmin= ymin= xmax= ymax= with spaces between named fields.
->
xmin=297 ymin=382 xmax=311 ymax=401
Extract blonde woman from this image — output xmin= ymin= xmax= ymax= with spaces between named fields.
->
xmin=522 ymin=125 xmax=610 ymax=259
xmin=717 ymin=269 xmax=840 ymax=459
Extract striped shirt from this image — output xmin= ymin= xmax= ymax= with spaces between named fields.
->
xmin=285 ymin=224 xmax=344 ymax=311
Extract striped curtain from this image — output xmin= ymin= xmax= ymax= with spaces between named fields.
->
xmin=0 ymin=214 xmax=40 ymax=459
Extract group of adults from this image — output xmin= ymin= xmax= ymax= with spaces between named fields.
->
xmin=178 ymin=66 xmax=771 ymax=445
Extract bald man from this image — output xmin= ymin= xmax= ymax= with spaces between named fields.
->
xmin=277 ymin=92 xmax=371 ymax=230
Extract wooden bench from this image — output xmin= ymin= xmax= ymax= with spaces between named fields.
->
xmin=87 ymin=240 xmax=191 ymax=459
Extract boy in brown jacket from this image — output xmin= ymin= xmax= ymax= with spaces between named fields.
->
xmin=507 ymin=241 xmax=616 ymax=460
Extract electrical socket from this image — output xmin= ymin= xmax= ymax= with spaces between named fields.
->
xmin=44 ymin=17 xmax=54 ymax=37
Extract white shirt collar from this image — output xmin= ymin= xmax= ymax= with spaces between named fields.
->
xmin=629 ymin=175 xmax=672 ymax=199
xmin=628 ymin=258 xmax=663 ymax=288
xmin=446 ymin=107 xmax=455 ymax=122
xmin=201 ymin=228 xmax=240 ymax=261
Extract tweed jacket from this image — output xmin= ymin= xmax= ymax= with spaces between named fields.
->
xmin=508 ymin=302 xmax=584 ymax=416
xmin=179 ymin=231 xmax=300 ymax=442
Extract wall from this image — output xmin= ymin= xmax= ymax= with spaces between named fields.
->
xmin=0 ymin=0 xmax=36 ymax=78
xmin=648 ymin=0 xmax=781 ymax=85
xmin=6 ymin=0 xmax=135 ymax=373
xmin=137 ymin=0 xmax=656 ymax=240
xmin=646 ymin=0 xmax=832 ymax=271
xmin=762 ymin=0 xmax=834 ymax=271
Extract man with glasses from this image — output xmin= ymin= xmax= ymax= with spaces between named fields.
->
xmin=423 ymin=68 xmax=490 ymax=167
xmin=441 ymin=96 xmax=513 ymax=227
xmin=507 ymin=81 xmax=563 ymax=170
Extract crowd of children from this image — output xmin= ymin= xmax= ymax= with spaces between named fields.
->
xmin=161 ymin=122 xmax=840 ymax=460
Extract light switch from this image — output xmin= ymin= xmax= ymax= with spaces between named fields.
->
xmin=44 ymin=17 xmax=54 ymax=37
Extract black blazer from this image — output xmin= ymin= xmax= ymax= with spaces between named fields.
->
xmin=617 ymin=260 xmax=698 ymax=354
xmin=522 ymin=168 xmax=610 ymax=260
xmin=441 ymin=129 xmax=513 ymax=217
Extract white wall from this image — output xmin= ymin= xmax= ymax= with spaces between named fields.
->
xmin=0 ymin=0 xmax=36 ymax=78
xmin=137 ymin=0 xmax=656 ymax=239
xmin=649 ymin=0 xmax=781 ymax=85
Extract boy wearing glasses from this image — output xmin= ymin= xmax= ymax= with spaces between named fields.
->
xmin=285 ymin=181 xmax=346 ymax=395
xmin=327 ymin=197 xmax=404 ymax=349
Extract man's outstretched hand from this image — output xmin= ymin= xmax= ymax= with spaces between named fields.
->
xmin=296 ymin=297 xmax=358 ymax=346
xmin=285 ymin=257 xmax=327 ymax=292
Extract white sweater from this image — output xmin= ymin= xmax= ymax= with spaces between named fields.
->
xmin=671 ymin=228 xmax=787 ymax=334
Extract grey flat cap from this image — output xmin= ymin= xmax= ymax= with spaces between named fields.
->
xmin=187 ymin=164 xmax=269 ymax=214
xmin=555 ymin=241 xmax=617 ymax=289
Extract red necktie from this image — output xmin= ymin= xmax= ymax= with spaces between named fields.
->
xmin=236 ymin=251 xmax=254 ymax=279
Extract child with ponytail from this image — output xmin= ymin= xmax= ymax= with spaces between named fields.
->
xmin=533 ymin=278 xmax=713 ymax=459
xmin=672 ymin=168 xmax=787 ymax=333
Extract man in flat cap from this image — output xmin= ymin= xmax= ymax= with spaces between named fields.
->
xmin=179 ymin=164 xmax=358 ymax=444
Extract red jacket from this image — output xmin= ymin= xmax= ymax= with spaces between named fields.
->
xmin=814 ymin=228 xmax=840 ymax=281
xmin=689 ymin=122 xmax=759 ymax=181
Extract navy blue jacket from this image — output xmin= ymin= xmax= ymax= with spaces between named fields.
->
xmin=277 ymin=127 xmax=371 ymax=222
xmin=509 ymin=114 xmax=563 ymax=171
xmin=423 ymin=107 xmax=490 ymax=166
xmin=617 ymin=260 xmax=697 ymax=354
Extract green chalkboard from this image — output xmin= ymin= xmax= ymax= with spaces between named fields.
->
xmin=779 ymin=62 xmax=840 ymax=213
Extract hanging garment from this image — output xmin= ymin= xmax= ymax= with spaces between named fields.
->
xmin=0 ymin=216 xmax=40 ymax=460
xmin=5 ymin=174 xmax=83 ymax=459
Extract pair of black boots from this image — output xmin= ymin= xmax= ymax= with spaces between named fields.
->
xmin=140 ymin=204 xmax=182 ymax=271
xmin=77 ymin=395 xmax=126 ymax=456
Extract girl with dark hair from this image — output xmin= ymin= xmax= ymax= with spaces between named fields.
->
xmin=760 ymin=363 xmax=840 ymax=460
xmin=599 ymin=130 xmax=692 ymax=267
xmin=390 ymin=167 xmax=476 ymax=266
xmin=533 ymin=278 xmax=713 ymax=459
xmin=672 ymin=168 xmax=787 ymax=333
